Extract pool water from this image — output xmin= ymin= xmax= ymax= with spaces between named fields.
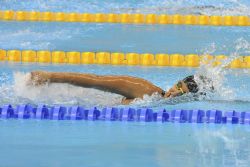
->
xmin=0 ymin=22 xmax=249 ymax=55
xmin=0 ymin=120 xmax=250 ymax=167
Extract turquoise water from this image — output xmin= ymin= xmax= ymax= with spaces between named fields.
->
xmin=0 ymin=22 xmax=249 ymax=55
xmin=0 ymin=120 xmax=250 ymax=167
xmin=0 ymin=1 xmax=250 ymax=167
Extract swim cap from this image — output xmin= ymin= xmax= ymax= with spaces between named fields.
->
xmin=182 ymin=75 xmax=199 ymax=93
xmin=182 ymin=75 xmax=214 ymax=94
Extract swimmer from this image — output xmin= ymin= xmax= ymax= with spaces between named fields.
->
xmin=29 ymin=71 xmax=199 ymax=105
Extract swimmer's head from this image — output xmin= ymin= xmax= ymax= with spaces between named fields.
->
xmin=182 ymin=75 xmax=199 ymax=93
xmin=164 ymin=75 xmax=211 ymax=98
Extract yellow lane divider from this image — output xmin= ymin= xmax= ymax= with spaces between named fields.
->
xmin=0 ymin=49 xmax=249 ymax=68
xmin=0 ymin=10 xmax=249 ymax=26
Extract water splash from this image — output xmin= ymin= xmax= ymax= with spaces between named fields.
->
xmin=10 ymin=72 xmax=123 ymax=107
xmin=130 ymin=38 xmax=250 ymax=108
xmin=195 ymin=38 xmax=250 ymax=101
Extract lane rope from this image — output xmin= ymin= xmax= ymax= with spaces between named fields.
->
xmin=0 ymin=104 xmax=249 ymax=124
xmin=0 ymin=49 xmax=249 ymax=68
xmin=0 ymin=10 xmax=249 ymax=26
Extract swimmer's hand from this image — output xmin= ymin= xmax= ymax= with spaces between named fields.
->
xmin=29 ymin=71 xmax=51 ymax=86
xmin=121 ymin=97 xmax=134 ymax=105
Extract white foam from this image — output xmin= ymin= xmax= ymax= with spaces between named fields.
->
xmin=194 ymin=38 xmax=250 ymax=101
xmin=12 ymin=72 xmax=123 ymax=107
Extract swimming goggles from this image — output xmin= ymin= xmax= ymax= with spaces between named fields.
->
xmin=176 ymin=81 xmax=185 ymax=95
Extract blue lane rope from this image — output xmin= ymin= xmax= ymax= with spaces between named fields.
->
xmin=0 ymin=104 xmax=249 ymax=124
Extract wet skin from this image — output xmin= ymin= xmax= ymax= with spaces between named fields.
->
xmin=30 ymin=71 xmax=190 ymax=105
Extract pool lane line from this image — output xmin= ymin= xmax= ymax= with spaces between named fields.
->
xmin=1 ymin=104 xmax=249 ymax=124
xmin=0 ymin=49 xmax=249 ymax=68
xmin=0 ymin=10 xmax=249 ymax=26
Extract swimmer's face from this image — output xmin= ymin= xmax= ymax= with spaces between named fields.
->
xmin=164 ymin=81 xmax=189 ymax=98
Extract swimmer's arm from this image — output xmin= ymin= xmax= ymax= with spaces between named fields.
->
xmin=30 ymin=71 xmax=163 ymax=105
xmin=30 ymin=71 xmax=107 ymax=88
